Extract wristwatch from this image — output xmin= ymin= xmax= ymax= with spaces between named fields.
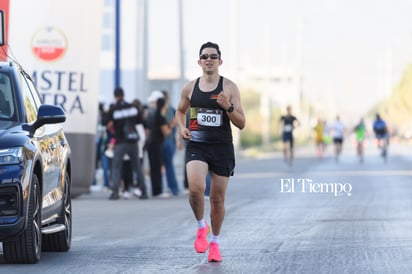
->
xmin=226 ymin=104 xmax=234 ymax=113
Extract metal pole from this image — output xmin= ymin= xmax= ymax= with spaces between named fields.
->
xmin=178 ymin=0 xmax=185 ymax=89
xmin=142 ymin=0 xmax=149 ymax=98
xmin=115 ymin=0 xmax=121 ymax=88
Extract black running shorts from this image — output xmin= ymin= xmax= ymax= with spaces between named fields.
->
xmin=185 ymin=141 xmax=235 ymax=177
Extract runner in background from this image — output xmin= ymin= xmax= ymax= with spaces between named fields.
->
xmin=353 ymin=117 xmax=366 ymax=163
xmin=330 ymin=115 xmax=345 ymax=162
xmin=313 ymin=117 xmax=325 ymax=159
xmin=280 ymin=105 xmax=300 ymax=166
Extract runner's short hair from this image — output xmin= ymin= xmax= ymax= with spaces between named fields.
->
xmin=199 ymin=41 xmax=221 ymax=58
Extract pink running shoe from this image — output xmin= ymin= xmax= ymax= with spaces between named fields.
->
xmin=194 ymin=222 xmax=210 ymax=253
xmin=208 ymin=242 xmax=222 ymax=262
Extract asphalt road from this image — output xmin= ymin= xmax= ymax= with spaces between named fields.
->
xmin=2 ymin=141 xmax=412 ymax=273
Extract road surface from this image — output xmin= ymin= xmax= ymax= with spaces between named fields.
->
xmin=2 ymin=142 xmax=412 ymax=273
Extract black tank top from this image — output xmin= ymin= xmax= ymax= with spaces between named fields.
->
xmin=189 ymin=76 xmax=232 ymax=143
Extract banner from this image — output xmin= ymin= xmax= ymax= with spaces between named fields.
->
xmin=0 ymin=0 xmax=9 ymax=61
xmin=8 ymin=0 xmax=103 ymax=135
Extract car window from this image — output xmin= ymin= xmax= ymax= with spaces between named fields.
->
xmin=0 ymin=72 xmax=15 ymax=120
xmin=20 ymin=72 xmax=40 ymax=123
xmin=23 ymin=74 xmax=42 ymax=107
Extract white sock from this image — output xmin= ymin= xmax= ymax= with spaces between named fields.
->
xmin=197 ymin=218 xmax=206 ymax=228
xmin=210 ymin=234 xmax=219 ymax=244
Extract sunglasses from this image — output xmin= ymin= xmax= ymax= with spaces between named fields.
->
xmin=199 ymin=53 xmax=220 ymax=60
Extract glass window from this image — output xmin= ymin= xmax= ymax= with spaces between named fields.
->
xmin=102 ymin=35 xmax=112 ymax=50
xmin=104 ymin=0 xmax=114 ymax=6
xmin=102 ymin=0 xmax=114 ymax=51
xmin=19 ymin=72 xmax=40 ymax=123
xmin=0 ymin=72 xmax=15 ymax=120
xmin=23 ymin=75 xmax=42 ymax=107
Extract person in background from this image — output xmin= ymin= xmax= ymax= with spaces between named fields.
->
xmin=91 ymin=102 xmax=103 ymax=190
xmin=104 ymin=87 xmax=143 ymax=200
xmin=100 ymin=104 xmax=113 ymax=191
xmin=132 ymin=99 xmax=147 ymax=167
xmin=104 ymin=123 xmax=144 ymax=199
xmin=280 ymin=105 xmax=300 ymax=166
xmin=330 ymin=115 xmax=345 ymax=162
xmin=322 ymin=120 xmax=331 ymax=152
xmin=313 ymin=117 xmax=325 ymax=159
xmin=372 ymin=113 xmax=389 ymax=158
xmin=146 ymin=96 xmax=173 ymax=198
xmin=353 ymin=117 xmax=366 ymax=163
xmin=91 ymin=101 xmax=110 ymax=191
xmin=161 ymin=90 xmax=180 ymax=196
xmin=131 ymin=98 xmax=148 ymax=199
xmin=175 ymin=41 xmax=246 ymax=262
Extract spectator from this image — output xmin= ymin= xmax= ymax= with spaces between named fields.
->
xmin=104 ymin=87 xmax=144 ymax=200
xmin=161 ymin=90 xmax=180 ymax=196
xmin=146 ymin=96 xmax=173 ymax=197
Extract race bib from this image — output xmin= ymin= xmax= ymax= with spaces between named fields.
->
xmin=196 ymin=108 xmax=223 ymax=127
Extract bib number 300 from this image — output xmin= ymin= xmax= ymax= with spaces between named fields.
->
xmin=197 ymin=108 xmax=223 ymax=127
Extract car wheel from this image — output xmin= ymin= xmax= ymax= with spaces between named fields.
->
xmin=3 ymin=174 xmax=42 ymax=264
xmin=42 ymin=172 xmax=72 ymax=251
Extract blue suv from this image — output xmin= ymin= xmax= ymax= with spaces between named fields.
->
xmin=0 ymin=61 xmax=72 ymax=263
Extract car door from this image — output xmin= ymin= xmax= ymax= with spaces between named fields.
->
xmin=20 ymin=73 xmax=63 ymax=215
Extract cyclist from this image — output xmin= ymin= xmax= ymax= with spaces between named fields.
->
xmin=372 ymin=113 xmax=389 ymax=160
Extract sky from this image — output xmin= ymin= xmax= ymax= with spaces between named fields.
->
xmin=147 ymin=0 xmax=412 ymax=121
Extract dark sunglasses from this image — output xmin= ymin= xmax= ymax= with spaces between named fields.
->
xmin=200 ymin=53 xmax=220 ymax=60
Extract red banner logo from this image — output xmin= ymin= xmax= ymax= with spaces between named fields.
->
xmin=31 ymin=27 xmax=67 ymax=62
